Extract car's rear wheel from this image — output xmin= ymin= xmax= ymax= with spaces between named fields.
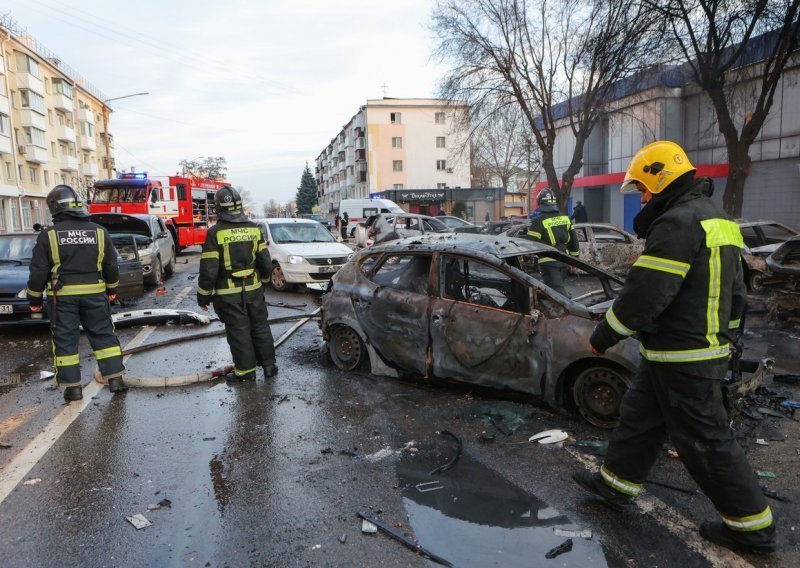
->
xmin=329 ymin=326 xmax=365 ymax=371
xmin=146 ymin=257 xmax=162 ymax=286
xmin=270 ymin=263 xmax=294 ymax=292
xmin=164 ymin=248 xmax=175 ymax=277
xmin=749 ymin=270 xmax=766 ymax=293
xmin=573 ymin=365 xmax=631 ymax=429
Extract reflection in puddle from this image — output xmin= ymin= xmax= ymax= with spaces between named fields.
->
xmin=210 ymin=454 xmax=232 ymax=516
xmin=398 ymin=453 xmax=607 ymax=567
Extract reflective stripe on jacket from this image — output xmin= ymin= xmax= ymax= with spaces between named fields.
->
xmin=526 ymin=211 xmax=580 ymax=258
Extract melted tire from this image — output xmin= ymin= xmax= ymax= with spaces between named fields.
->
xmin=573 ymin=366 xmax=631 ymax=429
xmin=329 ymin=326 xmax=365 ymax=372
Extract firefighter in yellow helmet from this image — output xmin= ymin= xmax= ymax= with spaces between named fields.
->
xmin=573 ymin=141 xmax=775 ymax=554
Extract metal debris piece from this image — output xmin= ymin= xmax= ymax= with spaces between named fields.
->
xmin=416 ymin=481 xmax=444 ymax=493
xmin=126 ymin=514 xmax=152 ymax=529
xmin=774 ymin=374 xmax=800 ymax=385
xmin=529 ymin=430 xmax=569 ymax=444
xmin=756 ymin=470 xmax=776 ymax=478
xmin=428 ymin=430 xmax=462 ymax=475
xmin=111 ymin=309 xmax=211 ymax=328
xmin=158 ymin=499 xmax=172 ymax=508
xmin=40 ymin=371 xmax=55 ymax=380
xmin=755 ymin=438 xmax=769 ymax=446
xmin=147 ymin=504 xmax=160 ymax=511
xmin=545 ymin=538 xmax=573 ymax=559
xmin=0 ymin=442 xmax=12 ymax=449
xmin=554 ymin=528 xmax=592 ymax=539
xmin=22 ymin=478 xmax=41 ymax=486
xmin=781 ymin=400 xmax=800 ymax=410
xmin=338 ymin=533 xmax=347 ymax=544
xmin=360 ymin=519 xmax=378 ymax=534
xmin=478 ymin=432 xmax=496 ymax=442
xmin=757 ymin=407 xmax=786 ymax=419
xmin=357 ymin=511 xmax=453 ymax=567
xmin=488 ymin=415 xmax=512 ymax=436
xmin=202 ymin=437 xmax=216 ymax=441
xmin=761 ymin=486 xmax=791 ymax=502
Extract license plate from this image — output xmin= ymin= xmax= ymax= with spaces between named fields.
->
xmin=318 ymin=265 xmax=340 ymax=274
xmin=0 ymin=305 xmax=13 ymax=314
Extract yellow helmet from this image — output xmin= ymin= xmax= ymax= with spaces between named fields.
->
xmin=620 ymin=140 xmax=695 ymax=194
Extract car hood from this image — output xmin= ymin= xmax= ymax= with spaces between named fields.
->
xmin=91 ymin=213 xmax=151 ymax=237
xmin=0 ymin=264 xmax=29 ymax=294
xmin=749 ymin=243 xmax=782 ymax=255
xmin=271 ymin=242 xmax=352 ymax=257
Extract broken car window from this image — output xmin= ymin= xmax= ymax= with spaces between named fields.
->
xmin=371 ymin=254 xmax=432 ymax=294
xmin=441 ymin=255 xmax=527 ymax=313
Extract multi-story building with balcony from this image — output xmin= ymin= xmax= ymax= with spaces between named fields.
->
xmin=315 ymin=98 xmax=472 ymax=219
xmin=0 ymin=15 xmax=113 ymax=232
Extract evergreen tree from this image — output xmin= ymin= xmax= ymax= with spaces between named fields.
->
xmin=295 ymin=163 xmax=318 ymax=214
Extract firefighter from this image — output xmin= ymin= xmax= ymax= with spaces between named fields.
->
xmin=572 ymin=141 xmax=775 ymax=554
xmin=525 ymin=188 xmax=579 ymax=296
xmin=27 ymin=185 xmax=126 ymax=402
xmin=197 ymin=186 xmax=277 ymax=380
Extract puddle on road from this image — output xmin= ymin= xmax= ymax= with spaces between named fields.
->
xmin=398 ymin=453 xmax=607 ymax=567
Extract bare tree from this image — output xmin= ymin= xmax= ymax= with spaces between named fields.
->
xmin=650 ymin=0 xmax=800 ymax=217
xmin=236 ymin=186 xmax=255 ymax=217
xmin=431 ymin=0 xmax=662 ymax=210
xmin=262 ymin=199 xmax=279 ymax=218
xmin=471 ymin=104 xmax=531 ymax=189
xmin=179 ymin=156 xmax=228 ymax=180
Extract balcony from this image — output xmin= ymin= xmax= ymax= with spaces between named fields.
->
xmin=79 ymin=134 xmax=96 ymax=151
xmin=359 ymin=171 xmax=368 ymax=183
xmin=23 ymin=145 xmax=49 ymax=164
xmin=19 ymin=109 xmax=46 ymax=130
xmin=56 ymin=125 xmax=76 ymax=143
xmin=0 ymin=94 xmax=9 ymax=115
xmin=51 ymin=93 xmax=73 ymax=113
xmin=355 ymin=148 xmax=366 ymax=162
xmin=60 ymin=156 xmax=80 ymax=172
xmin=76 ymin=108 xmax=95 ymax=124
xmin=0 ymin=136 xmax=11 ymax=155
xmin=81 ymin=162 xmax=100 ymax=177
xmin=16 ymin=73 xmax=44 ymax=95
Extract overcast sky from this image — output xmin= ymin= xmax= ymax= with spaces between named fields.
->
xmin=1 ymin=0 xmax=445 ymax=209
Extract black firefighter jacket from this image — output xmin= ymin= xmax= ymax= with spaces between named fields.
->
xmin=590 ymin=177 xmax=746 ymax=378
xmin=197 ymin=220 xmax=271 ymax=305
xmin=27 ymin=216 xmax=119 ymax=304
xmin=526 ymin=210 xmax=580 ymax=262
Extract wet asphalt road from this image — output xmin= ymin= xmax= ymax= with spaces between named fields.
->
xmin=0 ymin=250 xmax=798 ymax=568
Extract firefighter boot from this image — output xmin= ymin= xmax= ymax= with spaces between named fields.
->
xmin=700 ymin=521 xmax=776 ymax=555
xmin=108 ymin=378 xmax=128 ymax=394
xmin=263 ymin=364 xmax=278 ymax=378
xmin=64 ymin=385 xmax=83 ymax=402
xmin=572 ymin=470 xmax=634 ymax=512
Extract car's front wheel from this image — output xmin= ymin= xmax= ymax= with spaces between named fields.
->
xmin=572 ymin=365 xmax=631 ymax=429
xmin=749 ymin=270 xmax=766 ymax=293
xmin=164 ymin=248 xmax=175 ymax=277
xmin=270 ymin=263 xmax=294 ymax=292
xmin=146 ymin=257 xmax=162 ymax=286
xmin=329 ymin=326 xmax=365 ymax=371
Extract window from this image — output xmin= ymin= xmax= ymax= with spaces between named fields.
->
xmin=48 ymin=110 xmax=54 ymax=125
xmin=44 ymin=170 xmax=50 ymax=185
xmin=437 ymin=183 xmax=447 ymax=189
xmin=390 ymin=112 xmax=401 ymax=124
xmin=20 ymin=90 xmax=45 ymax=114
xmin=435 ymin=111 xmax=445 ymax=124
xmin=392 ymin=137 xmax=402 ymax=148
xmin=51 ymin=79 xmax=73 ymax=99
xmin=59 ymin=144 xmax=67 ymax=156
xmin=371 ymin=254 xmax=432 ymax=294
xmin=23 ymin=127 xmax=46 ymax=147
xmin=440 ymin=255 xmax=528 ymax=313
xmin=436 ymin=136 xmax=446 ymax=148
xmin=51 ymin=142 xmax=57 ymax=157
xmin=5 ymin=162 xmax=12 ymax=181
xmin=15 ymin=54 xmax=40 ymax=78
xmin=21 ymin=199 xmax=32 ymax=228
xmin=29 ymin=168 xmax=37 ymax=184
xmin=0 ymin=113 xmax=8 ymax=135
xmin=393 ymin=184 xmax=404 ymax=189
xmin=393 ymin=160 xmax=403 ymax=172
xmin=436 ymin=160 xmax=447 ymax=171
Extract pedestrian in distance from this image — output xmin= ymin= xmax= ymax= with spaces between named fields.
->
xmin=197 ymin=186 xmax=277 ymax=381
xmin=340 ymin=212 xmax=349 ymax=241
xmin=27 ymin=185 xmax=127 ymax=402
xmin=525 ymin=188 xmax=580 ymax=297
xmin=573 ymin=140 xmax=775 ymax=554
xmin=571 ymin=200 xmax=588 ymax=223
xmin=485 ymin=211 xmax=491 ymax=223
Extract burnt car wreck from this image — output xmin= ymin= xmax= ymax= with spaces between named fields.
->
xmin=320 ymin=233 xmax=640 ymax=428
xmin=763 ymin=235 xmax=800 ymax=321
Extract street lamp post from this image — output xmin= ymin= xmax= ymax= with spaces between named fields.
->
xmin=101 ymin=92 xmax=149 ymax=178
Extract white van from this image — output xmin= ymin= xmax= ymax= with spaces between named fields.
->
xmin=338 ymin=198 xmax=404 ymax=236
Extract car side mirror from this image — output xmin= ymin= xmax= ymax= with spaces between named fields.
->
xmin=157 ymin=231 xmax=169 ymax=239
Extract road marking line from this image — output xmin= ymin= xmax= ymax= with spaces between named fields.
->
xmin=0 ymin=285 xmax=196 ymax=506
xmin=566 ymin=448 xmax=754 ymax=568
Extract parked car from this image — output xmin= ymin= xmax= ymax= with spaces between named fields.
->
xmin=253 ymin=218 xmax=353 ymax=292
xmin=300 ymin=213 xmax=332 ymax=231
xmin=321 ymin=233 xmax=641 ymax=428
xmin=368 ymin=213 xmax=452 ymax=244
xmin=737 ymin=220 xmax=798 ymax=292
xmin=504 ymin=222 xmax=644 ymax=276
xmin=436 ymin=215 xmax=478 ymax=231
xmin=0 ymin=232 xmax=143 ymax=326
xmin=91 ymin=213 xmax=176 ymax=285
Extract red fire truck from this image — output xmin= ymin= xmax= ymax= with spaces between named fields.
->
xmin=90 ymin=173 xmax=229 ymax=251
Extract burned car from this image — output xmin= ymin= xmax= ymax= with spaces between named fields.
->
xmin=738 ymin=220 xmax=798 ymax=292
xmin=504 ymin=222 xmax=643 ymax=276
xmin=320 ymin=233 xmax=641 ymax=428
xmin=367 ymin=213 xmax=452 ymax=245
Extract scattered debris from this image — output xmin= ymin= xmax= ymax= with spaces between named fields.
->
xmin=360 ymin=519 xmax=378 ymax=534
xmin=147 ymin=499 xmax=173 ymax=511
xmin=202 ymin=437 xmax=216 ymax=442
xmin=126 ymin=514 xmax=152 ymax=529
xmin=666 ymin=449 xmax=680 ymax=458
xmin=487 ymin=415 xmax=513 ymax=436
xmin=155 ymin=286 xmax=167 ymax=296
xmin=566 ymin=439 xmax=608 ymax=456
xmin=529 ymin=430 xmax=569 ymax=445
xmin=761 ymin=487 xmax=791 ymax=502
xmin=39 ymin=371 xmax=55 ymax=380
xmin=321 ymin=447 xmax=333 ymax=454
xmin=429 ymin=430 xmax=462 ymax=475
xmin=0 ymin=442 xmax=12 ymax=449
xmin=416 ymin=481 xmax=444 ymax=493
xmin=554 ymin=528 xmax=592 ymax=539
xmin=311 ymin=544 xmax=321 ymax=550
xmin=757 ymin=407 xmax=787 ymax=419
xmin=111 ymin=309 xmax=212 ymax=328
xmin=363 ymin=447 xmax=395 ymax=463
xmin=357 ymin=512 xmax=453 ymax=567
xmin=338 ymin=533 xmax=347 ymax=544
xmin=755 ymin=438 xmax=770 ymax=446
xmin=266 ymin=302 xmax=307 ymax=310
xmin=756 ymin=470 xmax=777 ymax=478
xmin=477 ymin=432 xmax=496 ymax=442
xmin=774 ymin=374 xmax=800 ymax=385
xmin=781 ymin=400 xmax=800 ymax=410
xmin=22 ymin=478 xmax=41 ymax=486
xmin=545 ymin=538 xmax=573 ymax=559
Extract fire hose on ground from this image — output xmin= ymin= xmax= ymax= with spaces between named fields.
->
xmin=93 ymin=310 xmax=321 ymax=388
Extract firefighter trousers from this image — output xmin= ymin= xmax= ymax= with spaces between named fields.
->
xmin=540 ymin=262 xmax=568 ymax=298
xmin=48 ymin=293 xmax=124 ymax=387
xmin=213 ymin=289 xmax=275 ymax=377
xmin=603 ymin=359 xmax=772 ymax=530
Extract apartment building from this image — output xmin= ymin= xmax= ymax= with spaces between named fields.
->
xmin=540 ymin=35 xmax=800 ymax=231
xmin=0 ymin=17 xmax=113 ymax=233
xmin=315 ymin=98 xmax=471 ymax=218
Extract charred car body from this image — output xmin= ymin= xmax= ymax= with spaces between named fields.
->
xmin=367 ymin=213 xmax=452 ymax=245
xmin=738 ymin=220 xmax=798 ymax=292
xmin=320 ymin=233 xmax=641 ymax=428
